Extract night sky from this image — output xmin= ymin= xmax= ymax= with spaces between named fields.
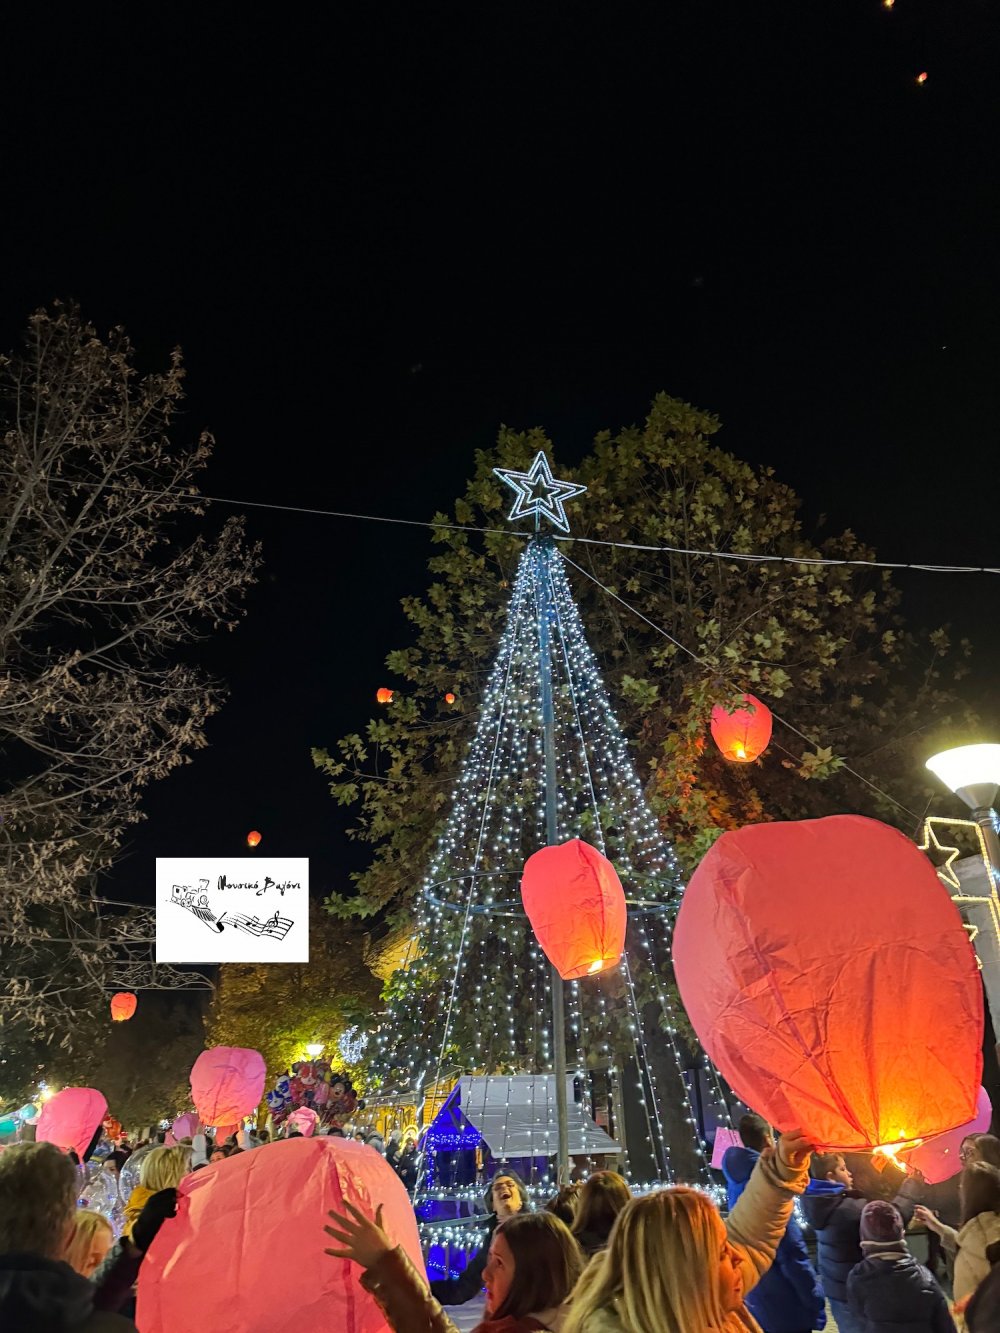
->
xmin=2 ymin=2 xmax=998 ymax=907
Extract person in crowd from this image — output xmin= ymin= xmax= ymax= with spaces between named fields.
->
xmin=354 ymin=1131 xmax=366 ymax=1143
xmin=366 ymin=1128 xmax=386 ymax=1155
xmin=258 ymin=1129 xmax=270 ymax=1144
xmin=209 ymin=1147 xmax=228 ymax=1163
xmin=325 ymin=1200 xmax=583 ymax=1332
xmin=429 ymin=1169 xmax=530 ymax=1306
xmin=846 ymin=1200 xmax=953 ymax=1333
xmin=561 ymin=1127 xmax=814 ymax=1333
xmin=916 ymin=1162 xmax=1000 ymax=1310
xmin=964 ymin=1240 xmax=1000 ymax=1330
xmin=803 ymin=1149 xmax=921 ymax=1333
xmin=0 ymin=1141 xmax=171 ymax=1330
xmin=961 ymin=1136 xmax=1000 ymax=1169
xmin=65 ymin=1210 xmax=114 ymax=1279
xmin=386 ymin=1128 xmax=404 ymax=1173
xmin=546 ymin=1184 xmax=582 ymax=1228
xmin=397 ymin=1136 xmax=420 ymax=1190
xmin=122 ymin=1145 xmax=191 ymax=1239
xmin=571 ymin=1172 xmax=631 ymax=1258
xmin=722 ymin=1114 xmax=825 ymax=1333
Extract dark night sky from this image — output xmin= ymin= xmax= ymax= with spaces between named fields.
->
xmin=2 ymin=2 xmax=999 ymax=904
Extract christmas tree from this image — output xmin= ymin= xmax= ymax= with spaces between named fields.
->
xmin=370 ymin=453 xmax=730 ymax=1184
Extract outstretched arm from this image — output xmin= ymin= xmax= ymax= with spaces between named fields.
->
xmin=725 ymin=1129 xmax=812 ymax=1296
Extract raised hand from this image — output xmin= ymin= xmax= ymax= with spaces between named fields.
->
xmin=776 ymin=1129 xmax=815 ymax=1171
xmin=324 ymin=1200 xmax=392 ymax=1270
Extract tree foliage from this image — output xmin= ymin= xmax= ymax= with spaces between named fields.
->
xmin=0 ymin=305 xmax=260 ymax=1031
xmin=315 ymin=394 xmax=975 ymax=938
xmin=206 ymin=901 xmax=382 ymax=1087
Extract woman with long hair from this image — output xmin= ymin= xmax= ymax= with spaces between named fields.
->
xmin=64 ymin=1208 xmax=114 ymax=1277
xmin=571 ymin=1172 xmax=631 ymax=1257
xmin=122 ymin=1145 xmax=192 ymax=1239
xmin=562 ymin=1128 xmax=813 ymax=1333
xmin=325 ymin=1200 xmax=584 ymax=1332
xmin=917 ymin=1161 xmax=1000 ymax=1308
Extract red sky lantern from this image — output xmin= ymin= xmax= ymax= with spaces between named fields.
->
xmin=444 ymin=692 xmax=456 ymax=704
xmin=521 ymin=839 xmax=628 ymax=980
xmin=110 ymin=991 xmax=138 ymax=1022
xmin=916 ymin=70 xmax=928 ymax=85
xmin=376 ymin=687 xmax=393 ymax=704
xmin=674 ymin=815 xmax=983 ymax=1151
xmin=710 ymin=692 xmax=772 ymax=762
xmin=246 ymin=830 xmax=262 ymax=848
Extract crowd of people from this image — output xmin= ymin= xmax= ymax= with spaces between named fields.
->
xmin=3 ymin=1107 xmax=1000 ymax=1331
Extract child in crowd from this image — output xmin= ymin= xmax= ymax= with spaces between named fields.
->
xmin=64 ymin=1208 xmax=114 ymax=1278
xmin=846 ymin=1200 xmax=953 ymax=1332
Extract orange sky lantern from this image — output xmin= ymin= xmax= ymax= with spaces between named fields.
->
xmin=376 ymin=687 xmax=393 ymax=704
xmin=109 ymin=991 xmax=137 ymax=1022
xmin=710 ymin=692 xmax=772 ymax=762
xmin=444 ymin=692 xmax=456 ymax=704
xmin=520 ymin=839 xmax=628 ymax=980
xmin=246 ymin=830 xmax=262 ymax=848
xmin=674 ymin=815 xmax=983 ymax=1151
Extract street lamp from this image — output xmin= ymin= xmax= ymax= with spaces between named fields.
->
xmin=926 ymin=745 xmax=1000 ymax=867
xmin=305 ymin=1042 xmax=324 ymax=1058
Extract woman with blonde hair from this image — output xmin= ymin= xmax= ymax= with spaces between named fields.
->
xmin=123 ymin=1144 xmax=191 ymax=1237
xmin=563 ymin=1129 xmax=813 ymax=1333
xmin=64 ymin=1207 xmax=114 ymax=1276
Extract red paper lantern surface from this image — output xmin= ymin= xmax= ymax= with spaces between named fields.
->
xmin=711 ymin=693 xmax=772 ymax=762
xmin=37 ymin=1087 xmax=109 ymax=1160
xmin=901 ymin=1086 xmax=992 ymax=1184
xmin=137 ymin=1136 xmax=423 ymax=1333
xmin=521 ymin=839 xmax=627 ymax=980
xmin=376 ymin=687 xmax=393 ymax=704
xmin=673 ymin=815 xmax=983 ymax=1152
xmin=109 ymin=991 xmax=137 ymax=1022
xmin=190 ymin=1046 xmax=266 ymax=1126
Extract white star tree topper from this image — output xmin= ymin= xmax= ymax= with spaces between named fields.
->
xmin=492 ymin=451 xmax=587 ymax=533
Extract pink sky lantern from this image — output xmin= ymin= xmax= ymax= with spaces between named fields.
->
xmin=171 ymin=1112 xmax=199 ymax=1141
xmin=674 ymin=815 xmax=983 ymax=1152
xmin=37 ymin=1087 xmax=108 ymax=1161
xmin=190 ymin=1047 xmax=266 ymax=1126
xmin=137 ymin=1136 xmax=423 ymax=1333
xmin=521 ymin=839 xmax=628 ymax=980
xmin=286 ymin=1106 xmax=319 ymax=1137
xmin=901 ymin=1086 xmax=993 ymax=1184
xmin=711 ymin=1127 xmax=744 ymax=1170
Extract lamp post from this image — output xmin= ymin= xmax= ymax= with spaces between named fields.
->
xmin=926 ymin=744 xmax=1000 ymax=1034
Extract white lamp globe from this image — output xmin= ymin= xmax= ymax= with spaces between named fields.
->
xmin=926 ymin=744 xmax=1000 ymax=811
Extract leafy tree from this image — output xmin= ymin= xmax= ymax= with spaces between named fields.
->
xmin=0 ymin=304 xmax=260 ymax=1031
xmin=315 ymin=394 xmax=975 ymax=933
xmin=206 ymin=901 xmax=382 ymax=1088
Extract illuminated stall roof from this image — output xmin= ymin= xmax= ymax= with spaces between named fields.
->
xmin=430 ymin=1074 xmax=620 ymax=1158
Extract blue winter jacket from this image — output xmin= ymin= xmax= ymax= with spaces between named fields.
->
xmin=847 ymin=1245 xmax=955 ymax=1333
xmin=723 ymin=1147 xmax=826 ymax=1333
xmin=801 ymin=1177 xmax=919 ymax=1305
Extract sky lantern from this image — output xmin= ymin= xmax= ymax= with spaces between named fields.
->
xmin=916 ymin=70 xmax=928 ymax=85
xmin=189 ymin=1046 xmax=266 ymax=1127
xmin=137 ymin=1137 xmax=423 ymax=1333
xmin=246 ymin=830 xmax=262 ymax=848
xmin=376 ymin=687 xmax=393 ymax=704
xmin=37 ymin=1087 xmax=109 ymax=1161
xmin=710 ymin=693 xmax=772 ymax=762
xmin=673 ymin=815 xmax=983 ymax=1152
xmin=444 ymin=692 xmax=456 ymax=704
xmin=109 ymin=991 xmax=137 ymax=1022
xmin=521 ymin=839 xmax=628 ymax=980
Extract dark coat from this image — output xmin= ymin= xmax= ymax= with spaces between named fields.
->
xmin=723 ymin=1147 xmax=826 ymax=1332
xmin=428 ymin=1169 xmax=531 ymax=1307
xmin=847 ymin=1248 xmax=955 ymax=1333
xmin=0 ymin=1254 xmax=137 ymax=1332
xmin=802 ymin=1180 xmax=918 ymax=1304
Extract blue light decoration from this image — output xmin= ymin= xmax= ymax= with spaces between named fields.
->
xmin=492 ymin=451 xmax=587 ymax=534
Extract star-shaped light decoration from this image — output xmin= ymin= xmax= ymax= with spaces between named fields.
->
xmin=493 ymin=451 xmax=587 ymax=534
xmin=917 ymin=818 xmax=964 ymax=892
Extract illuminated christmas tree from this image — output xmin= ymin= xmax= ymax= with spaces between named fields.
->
xmin=371 ymin=453 xmax=731 ymax=1184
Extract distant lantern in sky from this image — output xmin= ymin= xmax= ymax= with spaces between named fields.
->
xmin=246 ymin=830 xmax=262 ymax=848
xmin=444 ymin=692 xmax=456 ymax=704
xmin=916 ymin=70 xmax=928 ymax=84
xmin=710 ymin=693 xmax=773 ymax=763
xmin=110 ymin=992 xmax=137 ymax=1022
xmin=521 ymin=839 xmax=628 ymax=980
xmin=883 ymin=0 xmax=894 ymax=9
xmin=376 ymin=687 xmax=393 ymax=704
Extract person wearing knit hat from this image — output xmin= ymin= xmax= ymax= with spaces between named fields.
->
xmin=847 ymin=1201 xmax=954 ymax=1332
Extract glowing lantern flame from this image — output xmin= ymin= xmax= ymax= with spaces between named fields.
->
xmin=246 ymin=830 xmax=262 ymax=848
xmin=710 ymin=693 xmax=773 ymax=763
xmin=376 ymin=687 xmax=394 ymax=704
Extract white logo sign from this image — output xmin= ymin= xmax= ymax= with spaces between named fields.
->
xmin=155 ymin=858 xmax=309 ymax=963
